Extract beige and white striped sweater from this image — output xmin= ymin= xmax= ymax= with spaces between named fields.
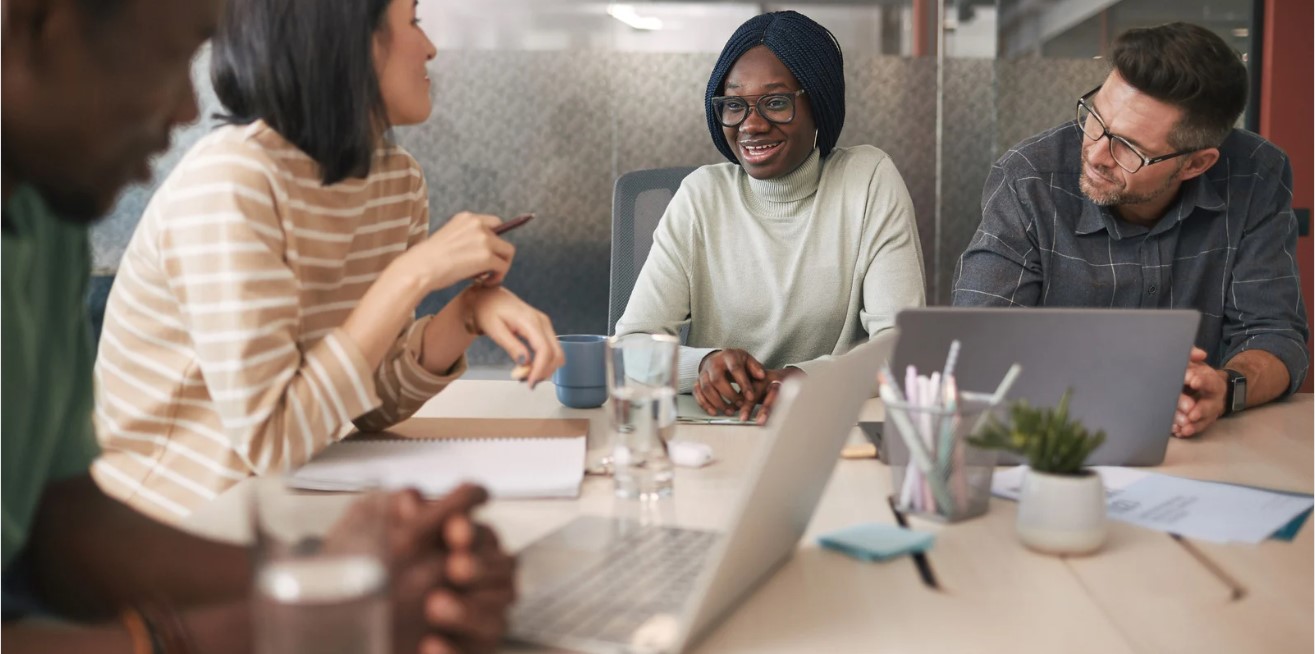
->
xmin=93 ymin=121 xmax=464 ymax=524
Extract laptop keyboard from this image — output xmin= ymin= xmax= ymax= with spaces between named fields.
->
xmin=511 ymin=524 xmax=718 ymax=648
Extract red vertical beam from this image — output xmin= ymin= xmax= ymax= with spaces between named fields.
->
xmin=1259 ymin=0 xmax=1314 ymax=392
xmin=1098 ymin=10 xmax=1110 ymax=58
xmin=912 ymin=0 xmax=936 ymax=57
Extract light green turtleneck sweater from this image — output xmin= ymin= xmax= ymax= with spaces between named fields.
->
xmin=616 ymin=145 xmax=927 ymax=393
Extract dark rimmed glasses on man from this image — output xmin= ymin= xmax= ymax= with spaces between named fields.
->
xmin=711 ymin=89 xmax=807 ymax=128
xmin=1075 ymin=85 xmax=1201 ymax=174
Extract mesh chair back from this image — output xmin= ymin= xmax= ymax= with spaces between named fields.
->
xmin=608 ymin=166 xmax=697 ymax=335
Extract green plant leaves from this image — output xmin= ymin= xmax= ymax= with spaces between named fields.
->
xmin=966 ymin=389 xmax=1106 ymax=474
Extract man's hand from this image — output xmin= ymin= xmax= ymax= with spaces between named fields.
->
xmin=381 ymin=485 xmax=516 ymax=654
xmin=694 ymin=349 xmax=766 ymax=417
xmin=1174 ymin=347 xmax=1227 ymax=438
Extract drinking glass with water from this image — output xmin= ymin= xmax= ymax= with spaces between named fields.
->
xmin=252 ymin=479 xmax=389 ymax=654
xmin=606 ymin=333 xmax=680 ymax=500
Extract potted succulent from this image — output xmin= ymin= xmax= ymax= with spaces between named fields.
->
xmin=969 ymin=390 xmax=1108 ymax=555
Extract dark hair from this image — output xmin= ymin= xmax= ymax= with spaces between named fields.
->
xmin=211 ymin=0 xmax=392 ymax=184
xmin=75 ymin=0 xmax=127 ymax=23
xmin=1111 ymin=22 xmax=1247 ymax=150
xmin=705 ymin=11 xmax=845 ymax=164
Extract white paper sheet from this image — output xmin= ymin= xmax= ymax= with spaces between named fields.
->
xmin=289 ymin=436 xmax=586 ymax=499
xmin=992 ymin=466 xmax=1313 ymax=544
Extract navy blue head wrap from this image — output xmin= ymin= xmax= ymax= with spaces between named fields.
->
xmin=704 ymin=11 xmax=845 ymax=164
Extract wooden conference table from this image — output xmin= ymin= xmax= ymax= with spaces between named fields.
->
xmin=184 ymin=381 xmax=1314 ymax=654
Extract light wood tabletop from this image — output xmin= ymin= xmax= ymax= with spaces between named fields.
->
xmin=184 ymin=382 xmax=1313 ymax=654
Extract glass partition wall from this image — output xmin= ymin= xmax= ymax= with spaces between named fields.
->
xmin=90 ymin=0 xmax=1258 ymax=366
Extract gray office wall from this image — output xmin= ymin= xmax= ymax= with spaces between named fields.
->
xmin=89 ymin=47 xmax=1106 ymax=366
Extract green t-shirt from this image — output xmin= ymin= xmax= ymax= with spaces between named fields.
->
xmin=2 ymin=186 xmax=100 ymax=569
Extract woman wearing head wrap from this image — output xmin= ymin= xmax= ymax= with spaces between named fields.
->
xmin=615 ymin=11 xmax=926 ymax=424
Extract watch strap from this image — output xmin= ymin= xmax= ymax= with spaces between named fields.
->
xmin=1222 ymin=368 xmax=1245 ymax=417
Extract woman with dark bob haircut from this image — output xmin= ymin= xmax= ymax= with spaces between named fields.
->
xmin=616 ymin=11 xmax=926 ymax=424
xmin=95 ymin=0 xmax=561 ymax=528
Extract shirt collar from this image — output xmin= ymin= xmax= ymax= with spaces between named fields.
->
xmin=1074 ymin=173 xmax=1227 ymax=240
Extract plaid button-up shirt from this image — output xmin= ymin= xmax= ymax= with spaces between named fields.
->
xmin=953 ymin=123 xmax=1309 ymax=395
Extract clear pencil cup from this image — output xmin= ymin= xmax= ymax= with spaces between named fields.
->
xmin=883 ymin=392 xmax=1000 ymax=523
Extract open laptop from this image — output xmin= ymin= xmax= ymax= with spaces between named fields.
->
xmin=891 ymin=308 xmax=1200 ymax=466
xmin=508 ymin=335 xmax=893 ymax=653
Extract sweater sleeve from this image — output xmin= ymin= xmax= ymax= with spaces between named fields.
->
xmin=612 ymin=180 xmax=716 ymax=393
xmin=156 ymin=155 xmax=381 ymax=474
xmin=791 ymin=155 xmax=927 ymax=376
xmin=354 ymin=176 xmax=467 ymax=432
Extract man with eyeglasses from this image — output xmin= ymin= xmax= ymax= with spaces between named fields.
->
xmin=953 ymin=22 xmax=1308 ymax=438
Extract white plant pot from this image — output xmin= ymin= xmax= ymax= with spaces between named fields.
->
xmin=1016 ymin=469 xmax=1107 ymax=555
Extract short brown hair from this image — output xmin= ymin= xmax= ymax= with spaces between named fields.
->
xmin=1111 ymin=22 xmax=1247 ymax=150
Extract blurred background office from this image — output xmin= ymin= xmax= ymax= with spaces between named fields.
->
xmin=88 ymin=0 xmax=1311 ymax=386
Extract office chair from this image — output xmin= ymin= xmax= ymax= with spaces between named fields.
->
xmin=608 ymin=166 xmax=697 ymax=335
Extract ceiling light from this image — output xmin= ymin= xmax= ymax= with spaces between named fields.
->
xmin=608 ymin=3 xmax=663 ymax=31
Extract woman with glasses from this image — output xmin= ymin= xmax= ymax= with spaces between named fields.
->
xmin=93 ymin=0 xmax=564 ymax=526
xmin=615 ymin=10 xmax=926 ymax=424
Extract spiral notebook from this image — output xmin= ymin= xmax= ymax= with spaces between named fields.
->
xmin=288 ymin=418 xmax=589 ymax=499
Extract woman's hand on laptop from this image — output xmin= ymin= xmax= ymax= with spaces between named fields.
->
xmin=1174 ymin=347 xmax=1226 ymax=438
xmin=695 ymin=349 xmax=767 ymax=417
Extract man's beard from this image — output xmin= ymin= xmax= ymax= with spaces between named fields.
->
xmin=1079 ymin=160 xmax=1182 ymax=208
xmin=34 ymin=182 xmax=112 ymax=226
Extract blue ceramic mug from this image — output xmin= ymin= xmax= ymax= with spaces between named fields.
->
xmin=552 ymin=335 xmax=608 ymax=408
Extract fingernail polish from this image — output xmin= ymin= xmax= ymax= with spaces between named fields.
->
xmin=516 ymin=355 xmax=527 ymax=365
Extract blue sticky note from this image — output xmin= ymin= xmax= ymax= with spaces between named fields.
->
xmin=817 ymin=523 xmax=935 ymax=562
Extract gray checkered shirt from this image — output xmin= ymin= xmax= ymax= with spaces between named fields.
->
xmin=953 ymin=123 xmax=1309 ymax=395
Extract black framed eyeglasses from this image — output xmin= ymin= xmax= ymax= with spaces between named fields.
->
xmin=711 ymin=89 xmax=806 ymax=128
xmin=1075 ymin=86 xmax=1200 ymax=174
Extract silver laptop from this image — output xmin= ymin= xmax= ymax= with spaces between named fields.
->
xmin=891 ymin=308 xmax=1200 ymax=466
xmin=508 ymin=335 xmax=893 ymax=653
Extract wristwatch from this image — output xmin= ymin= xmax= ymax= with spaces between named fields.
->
xmin=1222 ymin=369 xmax=1247 ymax=417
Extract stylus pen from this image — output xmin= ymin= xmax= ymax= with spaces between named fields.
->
xmin=887 ymin=495 xmax=939 ymax=590
xmin=474 ymin=213 xmax=535 ymax=284
xmin=493 ymin=212 xmax=535 ymax=235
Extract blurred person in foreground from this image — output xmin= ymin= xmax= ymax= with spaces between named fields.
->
xmin=2 ymin=0 xmax=515 ymax=651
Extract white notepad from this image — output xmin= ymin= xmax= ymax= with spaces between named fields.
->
xmin=289 ymin=418 xmax=588 ymax=499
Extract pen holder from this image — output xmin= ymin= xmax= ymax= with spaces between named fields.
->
xmin=882 ymin=392 xmax=1000 ymax=523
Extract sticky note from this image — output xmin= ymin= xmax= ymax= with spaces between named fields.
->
xmin=817 ymin=523 xmax=935 ymax=562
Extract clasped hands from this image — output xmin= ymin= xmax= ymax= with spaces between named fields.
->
xmin=330 ymin=484 xmax=515 ymax=654
xmin=694 ymin=349 xmax=802 ymax=425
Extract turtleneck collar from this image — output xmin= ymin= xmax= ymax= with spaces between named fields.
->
xmin=740 ymin=148 xmax=823 ymax=218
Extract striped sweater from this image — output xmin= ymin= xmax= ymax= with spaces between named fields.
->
xmin=93 ymin=121 xmax=464 ymax=524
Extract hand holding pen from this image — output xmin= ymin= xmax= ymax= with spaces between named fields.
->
xmin=399 ymin=211 xmax=519 ymax=289
xmin=392 ymin=211 xmax=561 ymax=386
xmin=474 ymin=213 xmax=535 ymax=285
